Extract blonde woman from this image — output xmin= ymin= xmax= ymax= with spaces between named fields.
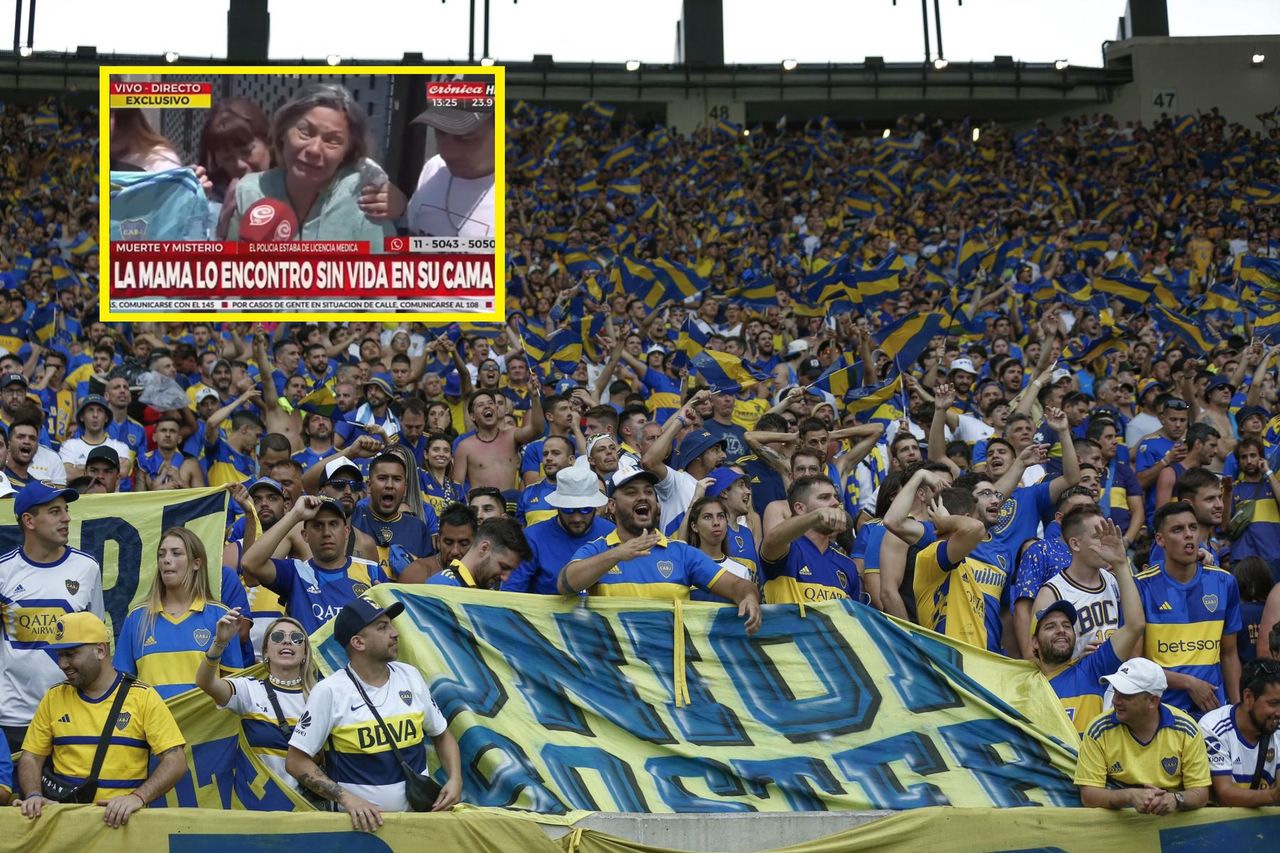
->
xmin=114 ymin=528 xmax=246 ymax=700
xmin=197 ymin=610 xmax=315 ymax=803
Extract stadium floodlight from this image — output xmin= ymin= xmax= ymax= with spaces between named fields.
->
xmin=165 ymin=51 xmax=180 ymax=63
xmin=743 ymin=129 xmax=751 ymax=136
xmin=882 ymin=128 xmax=891 ymax=139
xmin=625 ymin=59 xmax=641 ymax=72
xmin=1252 ymin=53 xmax=1266 ymax=66
xmin=781 ymin=59 xmax=797 ymax=71
xmin=480 ymin=56 xmax=495 ymax=66
xmin=932 ymin=58 xmax=949 ymax=70
xmin=971 ymin=127 xmax=980 ymax=142
xmin=326 ymin=54 xmax=342 ymax=66
xmin=18 ymin=46 xmax=32 ymax=58
xmin=1053 ymin=59 xmax=1068 ymax=71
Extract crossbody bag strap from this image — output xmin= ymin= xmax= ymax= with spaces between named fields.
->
xmin=261 ymin=679 xmax=291 ymax=733
xmin=1249 ymin=734 xmax=1270 ymax=790
xmin=343 ymin=667 xmax=410 ymax=769
xmin=85 ymin=674 xmax=136 ymax=790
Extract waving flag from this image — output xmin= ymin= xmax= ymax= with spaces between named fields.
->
xmin=1153 ymin=306 xmax=1221 ymax=355
xmin=690 ymin=351 xmax=766 ymax=394
xmin=296 ymin=385 xmax=338 ymax=418
xmin=843 ymin=372 xmax=903 ymax=416
xmin=808 ymin=355 xmax=863 ymax=399
xmin=874 ymin=312 xmax=945 ymax=368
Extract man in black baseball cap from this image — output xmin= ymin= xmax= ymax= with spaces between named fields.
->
xmin=406 ymin=74 xmax=495 ymax=238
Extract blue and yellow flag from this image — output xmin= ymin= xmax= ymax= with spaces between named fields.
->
xmin=874 ymin=312 xmax=945 ymax=368
xmin=809 ymin=355 xmax=862 ymax=399
xmin=583 ymin=100 xmax=617 ymax=120
xmin=1062 ymin=329 xmax=1126 ymax=365
xmin=296 ymin=384 xmax=338 ymax=418
xmin=1153 ymin=305 xmax=1221 ymax=355
xmin=1240 ymin=256 xmax=1280 ymax=293
xmin=690 ymin=350 xmax=766 ymax=393
xmin=844 ymin=372 xmax=903 ymax=416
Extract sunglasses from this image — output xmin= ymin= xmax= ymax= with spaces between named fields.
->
xmin=1164 ymin=399 xmax=1189 ymax=411
xmin=560 ymin=506 xmax=596 ymax=515
xmin=974 ymin=488 xmax=1005 ymax=501
xmin=270 ymin=630 xmax=306 ymax=646
xmin=327 ymin=479 xmax=363 ymax=491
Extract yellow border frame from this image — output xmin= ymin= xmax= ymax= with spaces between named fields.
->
xmin=98 ymin=64 xmax=506 ymax=323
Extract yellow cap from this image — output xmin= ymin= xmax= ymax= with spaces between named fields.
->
xmin=47 ymin=611 xmax=110 ymax=649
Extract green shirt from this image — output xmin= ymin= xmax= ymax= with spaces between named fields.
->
xmin=230 ymin=166 xmax=394 ymax=248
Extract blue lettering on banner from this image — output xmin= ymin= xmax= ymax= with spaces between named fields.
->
xmin=711 ymin=607 xmax=881 ymax=742
xmin=729 ymin=757 xmax=845 ymax=811
xmin=851 ymin=602 xmax=963 ymax=714
xmin=618 ymin=610 xmax=751 ymax=747
xmin=541 ymin=744 xmax=651 ymax=812
xmin=645 ymin=756 xmax=755 ymax=812
xmin=937 ymin=719 xmax=1080 ymax=807
xmin=150 ymin=734 xmax=238 ymax=809
xmin=455 ymin=726 xmax=567 ymax=813
xmin=172 ymin=834 xmax=394 ymax=853
xmin=465 ymin=604 xmax=674 ymax=744
xmin=392 ymin=590 xmax=508 ymax=720
xmin=833 ymin=731 xmax=950 ymax=809
xmin=78 ymin=516 xmax=144 ymax=644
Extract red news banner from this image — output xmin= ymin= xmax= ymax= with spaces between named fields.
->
xmin=110 ymin=240 xmax=496 ymax=299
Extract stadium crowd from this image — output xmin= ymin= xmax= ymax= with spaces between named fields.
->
xmin=2 ymin=92 xmax=1280 ymax=825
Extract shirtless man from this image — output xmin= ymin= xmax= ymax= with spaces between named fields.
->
xmin=254 ymin=330 xmax=307 ymax=452
xmin=454 ymin=379 xmax=544 ymax=492
xmin=1198 ymin=375 xmax=1236 ymax=472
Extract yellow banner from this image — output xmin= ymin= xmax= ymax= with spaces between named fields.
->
xmin=0 ymin=487 xmax=229 ymax=642
xmin=306 ymin=586 xmax=1083 ymax=813
xmin=0 ymin=803 xmax=1276 ymax=852
xmin=107 ymin=94 xmax=212 ymax=108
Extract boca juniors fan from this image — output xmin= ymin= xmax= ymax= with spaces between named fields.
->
xmin=1198 ymin=658 xmax=1280 ymax=805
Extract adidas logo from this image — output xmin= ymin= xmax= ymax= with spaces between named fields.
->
xmin=143 ymin=636 xmax=156 ymax=646
xmin=13 ymin=584 xmax=24 ymax=593
xmin=306 ymin=585 xmax=321 ymax=594
xmin=608 ymin=567 xmax=623 ymax=575
xmin=1108 ymin=762 xmax=1123 ymax=773
xmin=57 ymin=714 xmax=71 ymax=723
xmin=1159 ymin=601 xmax=1173 ymax=612
xmin=799 ymin=566 xmax=812 ymax=576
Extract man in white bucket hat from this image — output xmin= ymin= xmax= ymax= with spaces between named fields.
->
xmin=502 ymin=457 xmax=615 ymax=595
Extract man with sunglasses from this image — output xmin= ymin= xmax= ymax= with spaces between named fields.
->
xmin=406 ymin=77 xmax=495 ymax=239
xmin=318 ymin=456 xmax=380 ymax=563
xmin=504 ymin=457 xmax=614 ymax=595
xmin=1135 ymin=395 xmax=1190 ymax=498
xmin=1198 ymin=659 xmax=1280 ymax=804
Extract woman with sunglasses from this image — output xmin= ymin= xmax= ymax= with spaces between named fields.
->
xmin=197 ymin=611 xmax=316 ymax=805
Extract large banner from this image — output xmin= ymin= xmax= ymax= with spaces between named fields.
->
xmin=0 ymin=801 xmax=1276 ymax=853
xmin=0 ymin=487 xmax=229 ymax=643
xmin=304 ymin=586 xmax=1084 ymax=813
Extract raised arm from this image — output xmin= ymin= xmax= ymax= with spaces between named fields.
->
xmin=205 ymin=386 xmax=259 ymax=448
xmin=1044 ymin=407 xmax=1081 ymax=502
xmin=641 ymin=392 xmax=707 ymax=480
xmin=928 ymin=382 xmax=963 ymax=476
xmin=559 ymin=531 xmax=662 ymax=596
xmin=513 ymin=374 xmax=545 ymax=446
xmin=195 ymin=608 xmax=242 ymax=706
xmin=883 ymin=468 xmax=944 ymax=546
xmin=241 ymin=498 xmax=323 ymax=587
xmin=928 ymin=497 xmax=986 ymax=562
xmin=834 ymin=422 xmax=887 ymax=480
xmin=760 ymin=506 xmax=847 ymax=563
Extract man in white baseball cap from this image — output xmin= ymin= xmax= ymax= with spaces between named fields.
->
xmin=1074 ymin=657 xmax=1211 ymax=813
xmin=503 ymin=457 xmax=615 ymax=595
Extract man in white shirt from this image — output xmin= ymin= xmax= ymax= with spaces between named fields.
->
xmin=287 ymin=597 xmax=462 ymax=831
xmin=406 ymin=77 xmax=495 ymax=238
xmin=59 ymin=394 xmax=132 ymax=482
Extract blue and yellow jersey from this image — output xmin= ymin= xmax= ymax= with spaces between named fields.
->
xmin=265 ymin=556 xmax=387 ymax=636
xmin=107 ymin=417 xmax=148 ymax=460
xmin=1228 ymin=480 xmax=1280 ymax=566
xmin=292 ymin=445 xmax=338 ymax=478
xmin=641 ymin=367 xmax=682 ymax=425
xmin=1135 ymin=435 xmax=1175 ymax=525
xmin=914 ymin=537 xmax=1009 ymax=654
xmin=1074 ymin=703 xmax=1212 ymax=791
xmin=22 ymin=673 xmax=185 ymax=800
xmin=1103 ymin=459 xmax=1142 ymax=533
xmin=205 ymin=436 xmax=256 ymax=487
xmin=114 ymin=598 xmax=246 ymax=700
xmin=350 ymin=503 xmax=438 ymax=580
xmin=502 ymin=384 xmax=533 ymax=425
xmin=731 ymin=397 xmax=769 ymax=431
xmin=762 ymin=534 xmax=860 ymax=604
xmin=516 ymin=478 xmax=557 ymax=526
xmin=985 ymin=481 xmax=1053 ymax=571
xmin=568 ymin=531 xmax=726 ymax=600
xmin=426 ymin=560 xmax=479 ymax=588
xmin=1137 ymin=563 xmax=1243 ymax=714
xmin=0 ymin=320 xmax=29 ymax=355
xmin=420 ymin=472 xmax=467 ymax=518
xmin=1047 ymin=639 xmax=1123 ymax=735
xmin=724 ymin=521 xmax=758 ymax=585
xmin=38 ymin=386 xmax=75 ymax=448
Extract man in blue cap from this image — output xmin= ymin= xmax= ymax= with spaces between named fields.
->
xmin=58 ymin=394 xmax=131 ymax=483
xmin=0 ymin=481 xmax=104 ymax=753
xmin=640 ymin=391 xmax=727 ymax=535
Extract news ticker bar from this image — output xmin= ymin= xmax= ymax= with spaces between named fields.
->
xmin=109 ymin=255 xmax=496 ymax=299
xmin=108 ymin=81 xmax=213 ymax=108
xmin=112 ymin=238 xmax=494 ymax=255
xmin=108 ymin=297 xmax=496 ymax=313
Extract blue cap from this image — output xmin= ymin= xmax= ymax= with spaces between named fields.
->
xmin=364 ymin=374 xmax=395 ymax=397
xmin=333 ymin=596 xmax=406 ymax=649
xmin=1206 ymin=374 xmax=1234 ymax=393
xmin=247 ymin=476 xmax=284 ymax=497
xmin=674 ymin=430 xmax=727 ymax=470
xmin=14 ymin=480 xmax=79 ymax=518
xmin=444 ymin=372 xmax=462 ymax=397
xmin=554 ymin=379 xmax=578 ymax=396
xmin=1033 ymin=599 xmax=1078 ymax=634
xmin=705 ymin=466 xmax=746 ymax=497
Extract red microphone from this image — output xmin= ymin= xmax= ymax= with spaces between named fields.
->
xmin=238 ymin=198 xmax=299 ymax=242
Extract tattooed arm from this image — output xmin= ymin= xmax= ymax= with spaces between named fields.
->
xmin=287 ymin=746 xmax=384 ymax=832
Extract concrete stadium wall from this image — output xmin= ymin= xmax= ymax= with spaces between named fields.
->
xmin=539 ymin=811 xmax=893 ymax=852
